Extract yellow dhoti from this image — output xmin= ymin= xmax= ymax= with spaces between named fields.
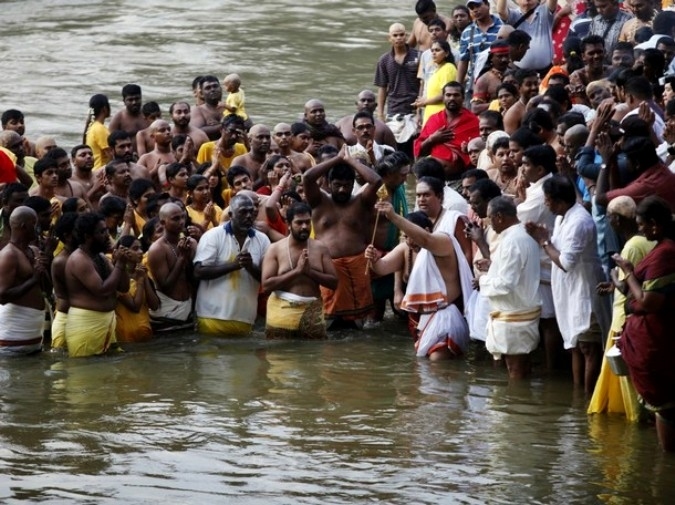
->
xmin=51 ymin=310 xmax=67 ymax=350
xmin=65 ymin=307 xmax=117 ymax=358
xmin=197 ymin=318 xmax=251 ymax=336
xmin=265 ymin=291 xmax=326 ymax=340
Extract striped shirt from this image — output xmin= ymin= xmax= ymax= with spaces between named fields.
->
xmin=374 ymin=46 xmax=421 ymax=115
xmin=588 ymin=10 xmax=633 ymax=61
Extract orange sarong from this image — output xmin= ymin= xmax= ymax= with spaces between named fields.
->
xmin=320 ymin=253 xmax=373 ymax=320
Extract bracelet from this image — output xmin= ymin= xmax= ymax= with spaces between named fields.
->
xmin=541 ymin=240 xmax=550 ymax=248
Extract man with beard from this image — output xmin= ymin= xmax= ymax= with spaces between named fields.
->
xmin=588 ymin=0 xmax=633 ymax=61
xmin=619 ymin=0 xmax=656 ymax=43
xmin=198 ymin=115 xmax=248 ymax=188
xmin=1 ymin=109 xmax=36 ymax=157
xmin=414 ymin=82 xmax=479 ymax=179
xmin=0 ymin=130 xmax=37 ymax=188
xmin=69 ymin=144 xmax=106 ymax=206
xmin=231 ymin=124 xmax=271 ymax=183
xmin=43 ymin=148 xmax=89 ymax=204
xmin=109 ymin=131 xmax=150 ymax=180
xmin=137 ymin=120 xmax=176 ymax=185
xmin=99 ymin=160 xmax=132 ymax=203
xmin=190 ymin=76 xmax=227 ymax=140
xmin=147 ymin=203 xmax=197 ymax=329
xmin=346 ymin=111 xmax=394 ymax=166
xmin=64 ymin=212 xmax=131 ymax=357
xmin=303 ymin=146 xmax=383 ymax=328
xmin=109 ymin=84 xmax=147 ymax=144
xmin=169 ymin=101 xmax=208 ymax=153
xmin=261 ymin=202 xmax=337 ymax=339
xmin=335 ymin=90 xmax=397 ymax=148
xmin=503 ymin=68 xmax=540 ymax=134
xmin=302 ymin=99 xmax=345 ymax=152
xmin=472 ymin=41 xmax=512 ymax=114
xmin=0 ymin=206 xmax=49 ymax=354
xmin=194 ymin=194 xmax=270 ymax=335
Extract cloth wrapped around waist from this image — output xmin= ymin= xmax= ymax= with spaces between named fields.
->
xmin=486 ymin=306 xmax=541 ymax=359
xmin=51 ymin=310 xmax=68 ymax=350
xmin=415 ymin=303 xmax=469 ymax=357
xmin=65 ymin=306 xmax=117 ymax=358
xmin=266 ymin=291 xmax=326 ymax=340
xmin=0 ymin=303 xmax=44 ymax=353
xmin=320 ymin=253 xmax=373 ymax=319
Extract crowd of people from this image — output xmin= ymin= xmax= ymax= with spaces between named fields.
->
xmin=1 ymin=0 xmax=675 ymax=452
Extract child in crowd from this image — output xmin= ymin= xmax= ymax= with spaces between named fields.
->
xmin=223 ymin=73 xmax=252 ymax=129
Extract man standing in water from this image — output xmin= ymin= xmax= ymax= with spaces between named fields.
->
xmin=108 ymin=84 xmax=147 ymax=145
xmin=64 ymin=212 xmax=130 ymax=357
xmin=170 ymin=101 xmax=209 ymax=153
xmin=0 ymin=206 xmax=48 ymax=354
xmin=303 ymin=146 xmax=382 ymax=328
xmin=137 ymin=120 xmax=176 ymax=184
xmin=194 ymin=194 xmax=270 ymax=335
xmin=335 ymin=90 xmax=397 ymax=148
xmin=190 ymin=76 xmax=227 ymax=141
xmin=262 ymin=202 xmax=337 ymax=339
xmin=147 ymin=203 xmax=197 ymax=329
xmin=69 ymin=144 xmax=106 ymax=206
xmin=231 ymin=124 xmax=271 ymax=183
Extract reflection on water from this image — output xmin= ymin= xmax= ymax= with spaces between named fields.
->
xmin=2 ymin=0 xmax=675 ymax=502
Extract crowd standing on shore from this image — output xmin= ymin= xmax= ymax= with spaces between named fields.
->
xmin=1 ymin=0 xmax=675 ymax=452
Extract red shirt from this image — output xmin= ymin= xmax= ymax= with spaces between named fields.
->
xmin=606 ymin=162 xmax=675 ymax=208
xmin=413 ymin=108 xmax=479 ymax=165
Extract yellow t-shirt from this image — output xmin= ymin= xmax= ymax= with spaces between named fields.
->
xmin=115 ymin=278 xmax=153 ymax=343
xmin=225 ymin=89 xmax=248 ymax=120
xmin=196 ymin=142 xmax=248 ymax=189
xmin=423 ymin=62 xmax=457 ymax=125
xmin=86 ymin=121 xmax=111 ymax=170
xmin=187 ymin=204 xmax=223 ymax=231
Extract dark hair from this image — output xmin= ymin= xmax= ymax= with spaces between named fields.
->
xmin=141 ymin=217 xmax=161 ymax=251
xmin=129 ymin=178 xmax=155 ymax=203
xmin=318 ymin=144 xmax=339 ymax=159
xmin=328 ymin=162 xmax=355 ymax=182
xmin=432 ymin=40 xmax=455 ymax=64
xmin=226 ymin=165 xmax=251 ymax=187
xmin=104 ymin=160 xmax=127 ymax=178
xmin=510 ymin=127 xmax=543 ymax=149
xmin=625 ymin=76 xmax=654 ymax=101
xmin=171 ymin=133 xmax=189 ymax=151
xmin=636 ymin=195 xmax=675 ymax=238
xmin=70 ymin=144 xmax=91 ymax=159
xmin=614 ymin=41 xmax=634 ymax=54
xmin=543 ymin=175 xmax=576 ymax=205
xmin=418 ymin=176 xmax=444 ymax=198
xmin=507 ymin=30 xmax=531 ymax=47
xmin=666 ymin=98 xmax=675 ymax=117
xmin=523 ymin=145 xmax=556 ymax=173
xmin=491 ymin=137 xmax=510 ymax=154
xmin=497 ymin=82 xmax=519 ymax=98
xmin=122 ymin=84 xmax=141 ymax=98
xmin=221 ymin=114 xmax=245 ymax=130
xmin=427 ymin=17 xmax=447 ymax=31
xmin=657 ymin=36 xmax=675 ymax=48
xmin=108 ymin=129 xmax=131 ymax=149
xmin=488 ymin=195 xmax=517 ymax=217
xmin=563 ymin=36 xmax=583 ymax=74
xmin=544 ymin=85 xmax=570 ymax=109
xmin=654 ymin=10 xmax=675 ymax=35
xmin=620 ymin=116 xmax=651 ymax=137
xmin=291 ymin=122 xmax=310 ymax=136
xmin=547 ymin=73 xmax=570 ymax=87
xmin=61 ymin=197 xmax=83 ymax=213
xmin=406 ymin=210 xmax=433 ymax=230
xmin=33 ymin=156 xmax=58 ymax=177
xmin=83 ymin=94 xmax=110 ymax=144
xmin=187 ymin=174 xmax=208 ymax=191
xmin=199 ymin=75 xmax=220 ymax=88
xmin=74 ymin=212 xmax=104 ymax=245
xmin=1 ymin=109 xmax=23 ymax=127
xmin=45 ymin=147 xmax=69 ymax=162
xmin=581 ymin=35 xmax=605 ymax=53
xmin=515 ymin=68 xmax=538 ymax=85
xmin=54 ymin=212 xmax=78 ymax=242
xmin=166 ymin=162 xmax=188 ymax=181
xmin=523 ymin=108 xmax=555 ymax=134
xmin=116 ymin=234 xmax=138 ymax=249
xmin=169 ymin=101 xmax=190 ymax=114
xmin=479 ymin=110 xmax=504 ymax=130
xmin=98 ymin=196 xmax=126 ymax=217
xmin=415 ymin=0 xmax=436 ymax=15
xmin=643 ymin=48 xmax=666 ymax=77
xmin=286 ymin=202 xmax=312 ymax=223
xmin=462 ymin=168 xmax=489 ymax=181
xmin=142 ymin=101 xmax=160 ymax=117
xmin=413 ymin=157 xmax=444 ymax=179
xmin=557 ymin=111 xmax=586 ymax=130
xmin=469 ymin=178 xmax=501 ymax=201
xmin=376 ymin=151 xmax=410 ymax=177
xmin=23 ymin=196 xmax=51 ymax=213
xmin=442 ymin=81 xmax=464 ymax=97
xmin=191 ymin=76 xmax=203 ymax=91
xmin=1 ymin=182 xmax=28 ymax=205
xmin=634 ymin=26 xmax=654 ymax=44
xmin=352 ymin=110 xmax=375 ymax=128
xmin=622 ymin=136 xmax=660 ymax=169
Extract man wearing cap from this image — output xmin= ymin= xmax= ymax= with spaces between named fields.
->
xmin=588 ymin=0 xmax=633 ymax=63
xmin=497 ymin=0 xmax=557 ymax=73
xmin=457 ymin=1 xmax=502 ymax=91
xmin=471 ymin=40 xmax=512 ymax=114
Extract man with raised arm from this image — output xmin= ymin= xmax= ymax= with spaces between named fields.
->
xmin=262 ymin=202 xmax=338 ymax=339
xmin=302 ymin=146 xmax=382 ymax=328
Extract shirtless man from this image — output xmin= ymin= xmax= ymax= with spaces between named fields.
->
xmin=147 ymin=202 xmax=197 ymax=328
xmin=135 ymin=101 xmax=162 ymax=156
xmin=64 ymin=212 xmax=131 ymax=357
xmin=170 ymin=101 xmax=209 ymax=153
xmin=503 ymin=68 xmax=540 ymax=134
xmin=368 ymin=177 xmax=473 ymax=360
xmin=0 ymin=206 xmax=48 ymax=354
xmin=29 ymin=157 xmax=65 ymax=207
xmin=0 ymin=183 xmax=29 ymax=250
xmin=190 ymin=75 xmax=227 ymax=141
xmin=69 ymin=144 xmax=106 ymax=207
xmin=1 ymin=109 xmax=36 ymax=157
xmin=262 ymin=202 xmax=338 ymax=339
xmin=303 ymin=99 xmax=345 ymax=151
xmin=43 ymin=148 xmax=89 ymax=204
xmin=231 ymin=124 xmax=271 ymax=183
xmin=303 ymin=146 xmax=382 ymax=328
xmin=137 ymin=120 xmax=176 ymax=184
xmin=108 ymin=84 xmax=147 ymax=143
xmin=50 ymin=212 xmax=78 ymax=350
xmin=471 ymin=40 xmax=511 ymax=115
xmin=34 ymin=136 xmax=57 ymax=159
xmin=99 ymin=160 xmax=132 ymax=203
xmin=335 ymin=90 xmax=397 ymax=148
xmin=109 ymin=130 xmax=151 ymax=180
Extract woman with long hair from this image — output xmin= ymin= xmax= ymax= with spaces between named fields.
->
xmin=83 ymin=94 xmax=112 ymax=170
xmin=413 ymin=40 xmax=457 ymax=125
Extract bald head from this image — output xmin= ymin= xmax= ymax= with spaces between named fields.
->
xmin=35 ymin=136 xmax=57 ymax=158
xmin=9 ymin=206 xmax=37 ymax=228
xmin=151 ymin=119 xmax=170 ymax=133
xmin=497 ymin=25 xmax=514 ymax=39
xmin=249 ymin=124 xmax=270 ymax=137
xmin=0 ymin=130 xmax=21 ymax=148
xmin=273 ymin=122 xmax=291 ymax=134
xmin=564 ymin=124 xmax=589 ymax=152
xmin=224 ymin=73 xmax=241 ymax=85
xmin=389 ymin=22 xmax=405 ymax=34
xmin=158 ymin=202 xmax=182 ymax=220
xmin=304 ymin=99 xmax=324 ymax=112
xmin=237 ymin=190 xmax=259 ymax=206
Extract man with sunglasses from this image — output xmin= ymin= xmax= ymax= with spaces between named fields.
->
xmin=347 ymin=111 xmax=394 ymax=167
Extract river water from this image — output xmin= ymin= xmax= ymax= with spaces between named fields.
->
xmin=2 ymin=0 xmax=675 ymax=503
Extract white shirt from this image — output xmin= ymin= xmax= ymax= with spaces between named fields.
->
xmin=516 ymin=173 xmax=556 ymax=282
xmin=480 ymin=223 xmax=541 ymax=311
xmin=624 ymin=106 xmax=665 ymax=144
xmin=194 ymin=223 xmax=270 ymax=324
xmin=550 ymin=203 xmax=608 ymax=348
xmin=347 ymin=140 xmax=394 ymax=165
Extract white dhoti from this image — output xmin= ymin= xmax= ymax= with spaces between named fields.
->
xmin=486 ymin=307 xmax=541 ymax=360
xmin=0 ymin=303 xmax=44 ymax=354
xmin=466 ymin=289 xmax=490 ymax=342
xmin=150 ymin=291 xmax=192 ymax=323
xmin=415 ymin=304 xmax=470 ymax=357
